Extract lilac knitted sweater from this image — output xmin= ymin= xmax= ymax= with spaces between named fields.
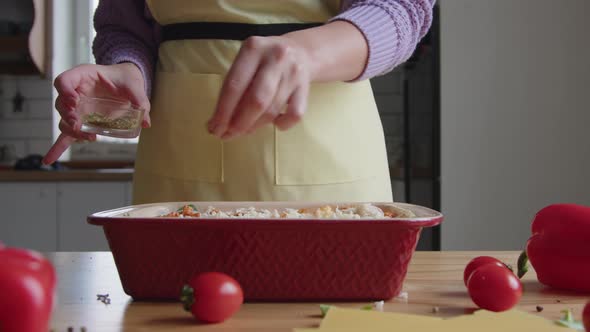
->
xmin=93 ymin=0 xmax=434 ymax=95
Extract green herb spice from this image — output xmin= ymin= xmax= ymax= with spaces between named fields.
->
xmin=85 ymin=112 xmax=138 ymax=130
xmin=319 ymin=303 xmax=376 ymax=318
xmin=555 ymin=309 xmax=584 ymax=331
xmin=319 ymin=304 xmax=332 ymax=317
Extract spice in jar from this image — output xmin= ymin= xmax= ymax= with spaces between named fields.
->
xmin=85 ymin=112 xmax=138 ymax=130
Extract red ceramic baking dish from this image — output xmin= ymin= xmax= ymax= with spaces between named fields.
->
xmin=88 ymin=201 xmax=443 ymax=301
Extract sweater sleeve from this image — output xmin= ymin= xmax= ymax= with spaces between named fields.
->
xmin=331 ymin=0 xmax=435 ymax=80
xmin=92 ymin=0 xmax=159 ymax=96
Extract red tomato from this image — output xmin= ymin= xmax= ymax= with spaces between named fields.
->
xmin=0 ymin=247 xmax=56 ymax=332
xmin=583 ymin=302 xmax=589 ymax=332
xmin=181 ymin=272 xmax=243 ymax=323
xmin=1 ymin=248 xmax=56 ymax=288
xmin=464 ymin=256 xmax=506 ymax=286
xmin=467 ymin=263 xmax=522 ymax=312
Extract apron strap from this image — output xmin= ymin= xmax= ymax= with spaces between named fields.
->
xmin=161 ymin=22 xmax=324 ymax=41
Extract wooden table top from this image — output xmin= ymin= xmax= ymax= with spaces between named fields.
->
xmin=47 ymin=251 xmax=589 ymax=332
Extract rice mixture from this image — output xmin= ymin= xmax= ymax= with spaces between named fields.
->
xmin=161 ymin=203 xmax=415 ymax=219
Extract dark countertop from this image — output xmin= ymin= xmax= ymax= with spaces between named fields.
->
xmin=0 ymin=166 xmax=430 ymax=182
xmin=0 ymin=168 xmax=134 ymax=182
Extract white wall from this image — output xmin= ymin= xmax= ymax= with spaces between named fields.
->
xmin=0 ymin=76 xmax=53 ymax=159
xmin=440 ymin=0 xmax=590 ymax=250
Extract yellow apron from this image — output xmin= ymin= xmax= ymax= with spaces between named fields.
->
xmin=133 ymin=0 xmax=393 ymax=203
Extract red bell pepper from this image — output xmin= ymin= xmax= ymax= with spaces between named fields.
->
xmin=525 ymin=204 xmax=590 ymax=292
xmin=0 ymin=245 xmax=57 ymax=332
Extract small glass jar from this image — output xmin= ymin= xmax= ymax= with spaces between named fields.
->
xmin=78 ymin=96 xmax=145 ymax=139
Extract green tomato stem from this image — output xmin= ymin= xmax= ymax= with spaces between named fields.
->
xmin=517 ymin=250 xmax=529 ymax=279
xmin=180 ymin=284 xmax=195 ymax=312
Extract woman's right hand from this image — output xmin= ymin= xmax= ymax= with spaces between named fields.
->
xmin=43 ymin=63 xmax=150 ymax=165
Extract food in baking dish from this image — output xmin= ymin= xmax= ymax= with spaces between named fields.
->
xmin=160 ymin=203 xmax=416 ymax=219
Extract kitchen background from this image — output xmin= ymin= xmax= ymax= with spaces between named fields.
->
xmin=0 ymin=0 xmax=588 ymax=252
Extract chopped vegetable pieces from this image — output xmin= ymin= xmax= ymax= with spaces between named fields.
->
xmin=555 ymin=309 xmax=585 ymax=331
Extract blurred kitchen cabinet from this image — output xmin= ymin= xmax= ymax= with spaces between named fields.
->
xmin=0 ymin=0 xmax=52 ymax=75
xmin=0 ymin=182 xmax=57 ymax=251
xmin=125 ymin=182 xmax=133 ymax=206
xmin=56 ymin=182 xmax=127 ymax=251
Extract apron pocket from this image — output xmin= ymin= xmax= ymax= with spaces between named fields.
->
xmin=275 ymin=81 xmax=388 ymax=185
xmin=139 ymin=71 xmax=224 ymax=183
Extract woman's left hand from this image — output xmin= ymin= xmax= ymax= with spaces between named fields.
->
xmin=207 ymin=35 xmax=313 ymax=140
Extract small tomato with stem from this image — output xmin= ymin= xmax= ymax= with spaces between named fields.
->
xmin=467 ymin=263 xmax=522 ymax=312
xmin=181 ymin=272 xmax=243 ymax=324
xmin=464 ymin=256 xmax=507 ymax=286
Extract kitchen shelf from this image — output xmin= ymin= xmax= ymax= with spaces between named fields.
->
xmin=0 ymin=62 xmax=39 ymax=75
xmin=0 ymin=169 xmax=134 ymax=182
xmin=0 ymin=35 xmax=38 ymax=75
xmin=0 ymin=35 xmax=30 ymax=53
